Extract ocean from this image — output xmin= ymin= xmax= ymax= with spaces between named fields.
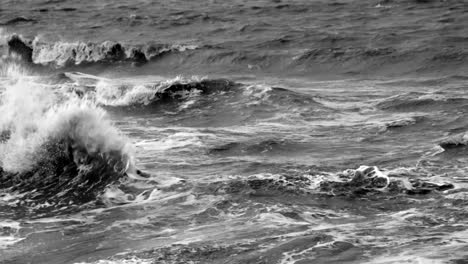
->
xmin=0 ymin=0 xmax=468 ymax=263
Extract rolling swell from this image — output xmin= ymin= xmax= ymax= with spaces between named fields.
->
xmin=7 ymin=35 xmax=198 ymax=67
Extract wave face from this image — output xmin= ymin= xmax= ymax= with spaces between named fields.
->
xmin=0 ymin=61 xmax=134 ymax=208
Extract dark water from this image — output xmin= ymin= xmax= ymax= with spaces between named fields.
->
xmin=1 ymin=0 xmax=468 ymax=263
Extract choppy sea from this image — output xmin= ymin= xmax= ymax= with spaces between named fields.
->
xmin=1 ymin=0 xmax=468 ymax=263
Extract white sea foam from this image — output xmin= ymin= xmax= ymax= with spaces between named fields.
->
xmin=341 ymin=165 xmax=390 ymax=190
xmin=31 ymin=39 xmax=127 ymax=66
xmin=95 ymin=82 xmax=158 ymax=106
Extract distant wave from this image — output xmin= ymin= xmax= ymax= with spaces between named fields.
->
xmin=5 ymin=33 xmax=467 ymax=76
xmin=6 ymin=34 xmax=198 ymax=67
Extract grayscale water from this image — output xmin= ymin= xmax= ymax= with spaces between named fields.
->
xmin=0 ymin=0 xmax=468 ymax=263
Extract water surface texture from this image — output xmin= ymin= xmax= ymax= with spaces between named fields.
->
xmin=1 ymin=0 xmax=468 ymax=263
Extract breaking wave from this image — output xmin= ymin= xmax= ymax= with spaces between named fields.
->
xmin=88 ymin=77 xmax=237 ymax=107
xmin=6 ymin=34 xmax=198 ymax=67
xmin=0 ymin=61 xmax=136 ymax=207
